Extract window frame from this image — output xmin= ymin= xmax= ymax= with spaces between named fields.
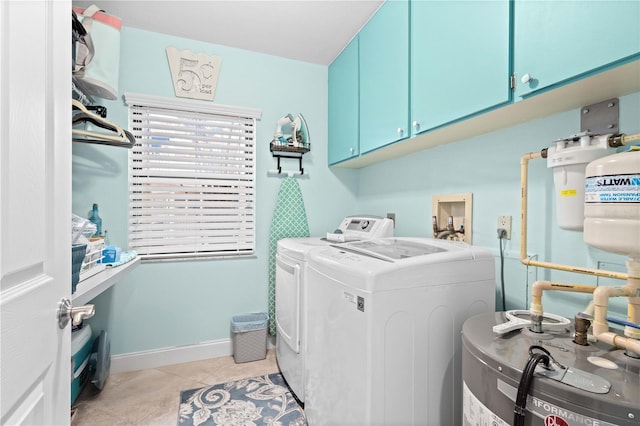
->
xmin=124 ymin=92 xmax=262 ymax=261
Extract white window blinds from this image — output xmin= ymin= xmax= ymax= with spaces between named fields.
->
xmin=124 ymin=93 xmax=261 ymax=260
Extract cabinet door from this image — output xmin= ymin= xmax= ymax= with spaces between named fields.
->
xmin=514 ymin=0 xmax=640 ymax=98
xmin=359 ymin=0 xmax=410 ymax=155
xmin=411 ymin=0 xmax=511 ymax=135
xmin=328 ymin=37 xmax=359 ymax=165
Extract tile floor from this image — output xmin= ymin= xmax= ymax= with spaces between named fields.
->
xmin=72 ymin=349 xmax=280 ymax=425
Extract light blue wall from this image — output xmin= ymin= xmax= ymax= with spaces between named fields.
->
xmin=74 ymin=27 xmax=639 ymax=357
xmin=358 ymin=92 xmax=640 ymax=321
xmin=73 ymin=27 xmax=359 ymax=355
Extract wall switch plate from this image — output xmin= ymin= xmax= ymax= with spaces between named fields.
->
xmin=497 ymin=215 xmax=512 ymax=239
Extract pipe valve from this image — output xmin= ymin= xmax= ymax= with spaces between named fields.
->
xmin=573 ymin=314 xmax=591 ymax=346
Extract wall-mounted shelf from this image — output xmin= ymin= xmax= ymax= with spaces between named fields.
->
xmin=269 ymin=141 xmax=310 ymax=175
xmin=72 ymin=257 xmax=140 ymax=305
xmin=270 ymin=144 xmax=311 ymax=154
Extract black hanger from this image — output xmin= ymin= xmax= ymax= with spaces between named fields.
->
xmin=72 ymin=100 xmax=136 ymax=149
xmin=72 ymin=111 xmax=118 ymax=132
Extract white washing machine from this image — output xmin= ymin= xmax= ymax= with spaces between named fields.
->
xmin=275 ymin=216 xmax=394 ymax=403
xmin=304 ymin=237 xmax=495 ymax=425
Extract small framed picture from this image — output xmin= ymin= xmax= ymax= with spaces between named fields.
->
xmin=166 ymin=47 xmax=222 ymax=101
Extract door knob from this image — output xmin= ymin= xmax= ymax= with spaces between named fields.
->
xmin=57 ymin=298 xmax=95 ymax=329
xmin=521 ymin=73 xmax=532 ymax=84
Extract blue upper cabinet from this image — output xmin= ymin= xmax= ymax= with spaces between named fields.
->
xmin=327 ymin=0 xmax=640 ymax=168
xmin=359 ymin=0 xmax=410 ymax=155
xmin=411 ymin=0 xmax=511 ymax=135
xmin=329 ymin=37 xmax=360 ymax=165
xmin=514 ymin=0 xmax=640 ymax=99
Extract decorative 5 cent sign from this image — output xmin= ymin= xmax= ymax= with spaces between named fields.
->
xmin=166 ymin=47 xmax=221 ymax=101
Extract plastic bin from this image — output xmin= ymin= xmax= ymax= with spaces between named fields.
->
xmin=71 ymin=325 xmax=92 ymax=404
xmin=231 ymin=312 xmax=268 ymax=363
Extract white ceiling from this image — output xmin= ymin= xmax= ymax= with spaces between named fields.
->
xmin=73 ymin=0 xmax=383 ymax=65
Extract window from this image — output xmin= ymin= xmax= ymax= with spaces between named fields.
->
xmin=124 ymin=93 xmax=261 ymax=260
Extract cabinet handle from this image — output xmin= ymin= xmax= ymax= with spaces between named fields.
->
xmin=397 ymin=128 xmax=404 ymax=135
xmin=413 ymin=121 xmax=420 ymax=131
xmin=521 ymin=73 xmax=532 ymax=84
xmin=349 ymin=147 xmax=354 ymax=154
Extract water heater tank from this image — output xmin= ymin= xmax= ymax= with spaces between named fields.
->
xmin=462 ymin=312 xmax=640 ymax=425
xmin=584 ymin=149 xmax=640 ymax=257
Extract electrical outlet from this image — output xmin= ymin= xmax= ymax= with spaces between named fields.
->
xmin=387 ymin=213 xmax=396 ymax=226
xmin=497 ymin=215 xmax=512 ymax=239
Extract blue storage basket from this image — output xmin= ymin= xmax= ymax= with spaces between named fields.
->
xmin=71 ymin=244 xmax=87 ymax=294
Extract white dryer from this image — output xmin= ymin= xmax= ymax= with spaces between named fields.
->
xmin=304 ymin=237 xmax=495 ymax=426
xmin=275 ymin=216 xmax=394 ymax=403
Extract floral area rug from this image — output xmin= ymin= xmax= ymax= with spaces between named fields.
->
xmin=178 ymin=372 xmax=307 ymax=426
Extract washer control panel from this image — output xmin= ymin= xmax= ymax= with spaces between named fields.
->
xmin=327 ymin=216 xmax=394 ymax=242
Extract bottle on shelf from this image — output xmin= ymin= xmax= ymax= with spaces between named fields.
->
xmin=88 ymin=203 xmax=102 ymax=237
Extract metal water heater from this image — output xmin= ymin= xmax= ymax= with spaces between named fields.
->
xmin=462 ymin=312 xmax=639 ymax=426
xmin=461 ymin=147 xmax=640 ymax=425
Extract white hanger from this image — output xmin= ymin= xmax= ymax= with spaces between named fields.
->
xmin=72 ymin=99 xmax=135 ymax=148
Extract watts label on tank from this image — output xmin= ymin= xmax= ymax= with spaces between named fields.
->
xmin=585 ymin=173 xmax=640 ymax=203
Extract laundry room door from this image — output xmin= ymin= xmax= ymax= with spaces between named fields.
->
xmin=0 ymin=0 xmax=71 ymax=424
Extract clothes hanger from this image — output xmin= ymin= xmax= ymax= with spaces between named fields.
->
xmin=73 ymin=123 xmax=136 ymax=147
xmin=72 ymin=112 xmax=118 ymax=131
xmin=72 ymin=99 xmax=136 ymax=148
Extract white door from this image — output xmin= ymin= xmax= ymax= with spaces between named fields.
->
xmin=275 ymin=253 xmax=301 ymax=353
xmin=1 ymin=0 xmax=71 ymax=424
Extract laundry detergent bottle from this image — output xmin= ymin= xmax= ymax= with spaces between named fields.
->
xmin=88 ymin=203 xmax=102 ymax=237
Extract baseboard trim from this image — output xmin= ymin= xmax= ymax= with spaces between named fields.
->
xmin=110 ymin=336 xmax=276 ymax=374
xmin=110 ymin=339 xmax=232 ymax=374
